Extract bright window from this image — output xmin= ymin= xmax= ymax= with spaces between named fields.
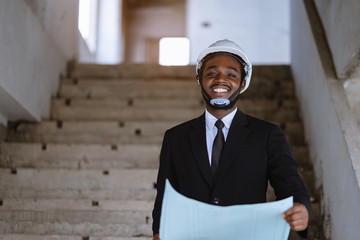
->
xmin=159 ymin=37 xmax=190 ymax=66
xmin=78 ymin=0 xmax=98 ymax=53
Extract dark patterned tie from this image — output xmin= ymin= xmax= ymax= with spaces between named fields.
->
xmin=211 ymin=120 xmax=225 ymax=177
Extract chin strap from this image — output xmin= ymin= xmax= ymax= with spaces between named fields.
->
xmin=210 ymin=99 xmax=230 ymax=107
xmin=201 ymin=85 xmax=241 ymax=110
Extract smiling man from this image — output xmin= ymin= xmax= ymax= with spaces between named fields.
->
xmin=152 ymin=40 xmax=310 ymax=239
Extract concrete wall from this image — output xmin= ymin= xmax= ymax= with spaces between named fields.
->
xmin=314 ymin=0 xmax=360 ymax=78
xmin=0 ymin=0 xmax=78 ymax=125
xmin=0 ymin=123 xmax=6 ymax=158
xmin=344 ymin=71 xmax=360 ymax=128
xmin=124 ymin=3 xmax=185 ymax=63
xmin=78 ymin=34 xmax=96 ymax=63
xmin=291 ymin=1 xmax=360 ymax=239
xmin=24 ymin=0 xmax=79 ymax=60
xmin=187 ymin=0 xmax=290 ymax=65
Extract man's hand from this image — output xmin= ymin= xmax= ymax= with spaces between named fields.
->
xmin=282 ymin=202 xmax=309 ymax=231
xmin=153 ymin=234 xmax=160 ymax=240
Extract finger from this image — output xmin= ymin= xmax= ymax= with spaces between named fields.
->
xmin=291 ymin=223 xmax=307 ymax=231
xmin=285 ymin=213 xmax=308 ymax=225
xmin=283 ymin=206 xmax=295 ymax=216
xmin=283 ymin=205 xmax=308 ymax=218
xmin=285 ymin=215 xmax=308 ymax=231
xmin=286 ymin=210 xmax=307 ymax=219
xmin=286 ymin=215 xmax=306 ymax=225
xmin=290 ymin=220 xmax=308 ymax=231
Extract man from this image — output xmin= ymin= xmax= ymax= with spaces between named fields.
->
xmin=152 ymin=40 xmax=310 ymax=239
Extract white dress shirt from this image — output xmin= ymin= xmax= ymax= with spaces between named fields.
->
xmin=205 ymin=108 xmax=237 ymax=165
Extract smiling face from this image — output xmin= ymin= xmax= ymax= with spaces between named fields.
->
xmin=200 ymin=54 xmax=245 ymax=115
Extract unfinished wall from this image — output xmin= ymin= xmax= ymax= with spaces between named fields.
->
xmin=291 ymin=1 xmax=360 ymax=239
xmin=124 ymin=2 xmax=185 ymax=63
xmin=24 ymin=0 xmax=79 ymax=60
xmin=314 ymin=0 xmax=360 ymax=78
xmin=187 ymin=0 xmax=290 ymax=64
xmin=0 ymin=0 xmax=78 ymax=125
xmin=344 ymin=72 xmax=360 ymax=128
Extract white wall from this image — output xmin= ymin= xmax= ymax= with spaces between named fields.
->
xmin=24 ymin=0 xmax=79 ymax=60
xmin=344 ymin=71 xmax=360 ymax=128
xmin=291 ymin=1 xmax=360 ymax=239
xmin=314 ymin=0 xmax=360 ymax=133
xmin=0 ymin=0 xmax=76 ymax=125
xmin=125 ymin=3 xmax=185 ymax=63
xmin=187 ymin=0 xmax=290 ymax=65
xmin=78 ymin=34 xmax=96 ymax=63
xmin=314 ymin=0 xmax=360 ymax=78
xmin=96 ymin=0 xmax=123 ymax=64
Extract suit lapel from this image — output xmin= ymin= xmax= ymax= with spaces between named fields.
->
xmin=188 ymin=114 xmax=213 ymax=188
xmin=215 ymin=109 xmax=249 ymax=184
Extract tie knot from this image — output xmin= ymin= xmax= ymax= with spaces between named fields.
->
xmin=215 ymin=120 xmax=225 ymax=130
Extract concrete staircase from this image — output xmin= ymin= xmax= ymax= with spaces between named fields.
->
xmin=0 ymin=64 xmax=323 ymax=239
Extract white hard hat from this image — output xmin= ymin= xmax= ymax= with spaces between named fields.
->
xmin=196 ymin=39 xmax=252 ymax=94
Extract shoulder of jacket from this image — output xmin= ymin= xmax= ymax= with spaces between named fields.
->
xmin=166 ymin=116 xmax=202 ymax=134
xmin=244 ymin=114 xmax=279 ymax=130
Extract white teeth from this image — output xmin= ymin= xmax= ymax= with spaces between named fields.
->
xmin=213 ymin=88 xmax=228 ymax=93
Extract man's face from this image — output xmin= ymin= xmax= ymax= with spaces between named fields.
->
xmin=201 ymin=54 xmax=245 ymax=101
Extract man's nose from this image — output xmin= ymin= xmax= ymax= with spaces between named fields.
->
xmin=214 ymin=74 xmax=227 ymax=83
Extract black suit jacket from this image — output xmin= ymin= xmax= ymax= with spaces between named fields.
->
xmin=152 ymin=109 xmax=310 ymax=236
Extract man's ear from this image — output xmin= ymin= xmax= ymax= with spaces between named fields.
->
xmin=240 ymin=80 xmax=246 ymax=91
xmin=197 ymin=76 xmax=201 ymax=86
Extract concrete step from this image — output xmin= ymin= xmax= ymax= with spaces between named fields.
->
xmin=291 ymin=146 xmax=311 ymax=167
xmin=53 ymin=96 xmax=204 ymax=108
xmin=59 ymin=77 xmax=294 ymax=99
xmin=59 ymin=79 xmax=200 ymax=99
xmin=70 ymin=64 xmax=292 ymax=81
xmin=0 ymin=168 xmax=157 ymax=193
xmin=1 ymin=199 xmax=152 ymax=211
xmin=0 ymin=142 xmax=161 ymax=169
xmin=0 ymin=200 xmax=153 ymax=231
xmin=298 ymin=168 xmax=319 ymax=202
xmin=52 ymin=98 xmax=297 ymax=113
xmin=0 ymin=221 xmax=151 ymax=237
xmin=50 ymin=103 xmax=299 ymax=122
xmin=0 ymin=235 xmax=151 ymax=240
xmin=51 ymin=105 xmax=203 ymax=121
xmin=1 ymin=142 xmax=308 ymax=170
xmin=0 ymin=188 xmax=156 ymax=201
xmin=7 ymin=120 xmax=304 ymax=145
xmin=283 ymin=122 xmax=306 ymax=146
xmin=7 ymin=120 xmax=177 ymax=144
xmin=70 ymin=63 xmax=196 ymax=79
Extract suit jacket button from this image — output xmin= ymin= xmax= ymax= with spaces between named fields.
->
xmin=213 ymin=198 xmax=220 ymax=205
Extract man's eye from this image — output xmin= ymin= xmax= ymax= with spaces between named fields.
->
xmin=227 ymin=73 xmax=237 ymax=78
xmin=207 ymin=72 xmax=217 ymax=77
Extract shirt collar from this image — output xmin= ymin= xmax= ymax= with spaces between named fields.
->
xmin=205 ymin=108 xmax=238 ymax=130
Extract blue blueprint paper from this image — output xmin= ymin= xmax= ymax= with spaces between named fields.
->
xmin=160 ymin=180 xmax=293 ymax=240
